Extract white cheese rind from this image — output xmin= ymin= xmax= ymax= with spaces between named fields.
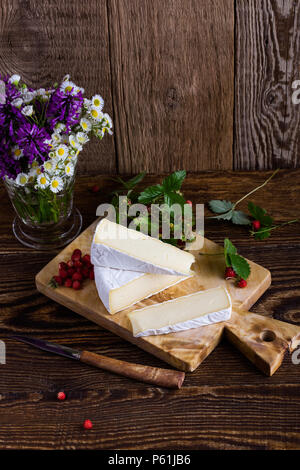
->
xmin=91 ymin=218 xmax=195 ymax=276
xmin=94 ymin=265 xmax=188 ymax=314
xmin=128 ymin=286 xmax=232 ymax=337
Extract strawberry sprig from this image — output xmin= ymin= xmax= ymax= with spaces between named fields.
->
xmin=248 ymin=202 xmax=299 ymax=240
xmin=224 ymin=238 xmax=250 ymax=287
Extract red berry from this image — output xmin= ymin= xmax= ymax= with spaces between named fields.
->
xmin=67 ymin=259 xmax=74 ymax=268
xmin=59 ymin=261 xmax=68 ymax=271
xmin=72 ymin=272 xmax=83 ymax=281
xmin=71 ymin=249 xmax=82 ymax=262
xmin=186 ymin=200 xmax=193 ymax=206
xmin=127 ymin=199 xmax=131 ymax=205
xmin=83 ymin=419 xmax=93 ymax=430
xmin=82 ymin=267 xmax=90 ymax=279
xmin=57 ymin=391 xmax=66 ymax=401
xmin=74 ymin=260 xmax=83 ymax=268
xmin=225 ymin=267 xmax=236 ymax=279
xmin=252 ymin=220 xmax=261 ymax=231
xmin=72 ymin=280 xmax=81 ymax=290
xmin=67 ymin=267 xmax=76 ymax=277
xmin=237 ymin=279 xmax=247 ymax=288
xmin=92 ymin=185 xmax=100 ymax=193
xmin=82 ymin=254 xmax=91 ymax=265
xmin=89 ymin=269 xmax=95 ymax=280
xmin=53 ymin=275 xmax=63 ymax=286
xmin=64 ymin=278 xmax=72 ymax=288
xmin=59 ymin=269 xmax=68 ymax=279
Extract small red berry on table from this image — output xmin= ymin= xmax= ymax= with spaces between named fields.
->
xmin=59 ymin=268 xmax=68 ymax=279
xmin=72 ymin=280 xmax=81 ymax=290
xmin=92 ymin=185 xmax=100 ymax=193
xmin=72 ymin=272 xmax=83 ymax=281
xmin=64 ymin=278 xmax=72 ymax=288
xmin=53 ymin=275 xmax=63 ymax=286
xmin=237 ymin=279 xmax=247 ymax=288
xmin=186 ymin=200 xmax=192 ymax=206
xmin=252 ymin=220 xmax=261 ymax=231
xmin=83 ymin=419 xmax=93 ymax=430
xmin=89 ymin=269 xmax=95 ymax=280
xmin=82 ymin=254 xmax=91 ymax=265
xmin=57 ymin=391 xmax=66 ymax=401
xmin=225 ymin=267 xmax=236 ymax=279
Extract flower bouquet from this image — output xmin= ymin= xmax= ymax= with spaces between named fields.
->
xmin=0 ymin=74 xmax=112 ymax=249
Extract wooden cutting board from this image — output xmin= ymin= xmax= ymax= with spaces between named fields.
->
xmin=36 ymin=220 xmax=300 ymax=375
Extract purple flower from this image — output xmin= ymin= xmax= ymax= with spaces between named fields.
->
xmin=46 ymin=87 xmax=83 ymax=132
xmin=0 ymin=78 xmax=26 ymax=139
xmin=16 ymin=123 xmax=51 ymax=164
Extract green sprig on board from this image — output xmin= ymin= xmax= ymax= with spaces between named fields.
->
xmin=224 ymin=238 xmax=251 ymax=280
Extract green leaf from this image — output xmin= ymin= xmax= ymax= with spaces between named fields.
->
xmin=164 ymin=192 xmax=186 ymax=207
xmin=224 ymin=238 xmax=237 ymax=267
xmin=231 ymin=210 xmax=251 ymax=225
xmin=138 ymin=185 xmax=164 ymax=204
xmin=248 ymin=202 xmax=273 ymax=227
xmin=125 ymin=172 xmax=146 ymax=189
xmin=253 ymin=229 xmax=271 ymax=240
xmin=162 ymin=170 xmax=186 ymax=192
xmin=208 ymin=199 xmax=233 ymax=214
xmin=230 ymin=254 xmax=251 ymax=280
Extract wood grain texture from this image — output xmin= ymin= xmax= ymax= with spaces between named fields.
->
xmin=0 ymin=172 xmax=300 ymax=449
xmin=235 ymin=0 xmax=300 ymax=169
xmin=108 ymin=0 xmax=234 ymax=173
xmin=0 ymin=0 xmax=116 ymax=174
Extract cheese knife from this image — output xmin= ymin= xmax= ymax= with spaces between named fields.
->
xmin=11 ymin=335 xmax=185 ymax=389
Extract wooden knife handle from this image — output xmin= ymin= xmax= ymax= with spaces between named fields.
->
xmin=80 ymin=350 xmax=185 ymax=389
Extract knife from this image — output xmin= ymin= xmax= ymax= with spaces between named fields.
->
xmin=11 ymin=335 xmax=185 ymax=389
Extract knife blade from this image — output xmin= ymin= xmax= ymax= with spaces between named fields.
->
xmin=11 ymin=335 xmax=185 ymax=389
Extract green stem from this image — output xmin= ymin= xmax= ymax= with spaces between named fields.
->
xmin=234 ymin=169 xmax=280 ymax=208
xmin=250 ymin=219 xmax=299 ymax=236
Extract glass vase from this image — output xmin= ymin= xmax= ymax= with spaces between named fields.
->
xmin=4 ymin=169 xmax=82 ymax=250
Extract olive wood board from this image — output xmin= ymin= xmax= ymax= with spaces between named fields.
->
xmin=36 ymin=220 xmax=300 ymax=375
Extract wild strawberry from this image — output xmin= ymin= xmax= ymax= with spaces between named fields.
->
xmin=252 ymin=220 xmax=261 ymax=231
xmin=82 ymin=267 xmax=90 ymax=279
xmin=67 ymin=267 xmax=76 ymax=277
xmin=71 ymin=249 xmax=82 ymax=262
xmin=92 ymin=185 xmax=100 ymax=193
xmin=186 ymin=200 xmax=193 ymax=206
xmin=74 ymin=260 xmax=83 ymax=269
xmin=64 ymin=278 xmax=72 ymax=288
xmin=59 ymin=262 xmax=68 ymax=271
xmin=53 ymin=275 xmax=63 ymax=286
xmin=237 ymin=279 xmax=247 ymax=288
xmin=57 ymin=391 xmax=66 ymax=401
xmin=72 ymin=280 xmax=81 ymax=290
xmin=72 ymin=272 xmax=83 ymax=282
xmin=225 ymin=267 xmax=236 ymax=279
xmin=59 ymin=269 xmax=68 ymax=279
xmin=83 ymin=419 xmax=93 ymax=430
xmin=67 ymin=259 xmax=74 ymax=268
xmin=82 ymin=254 xmax=91 ymax=265
xmin=89 ymin=269 xmax=95 ymax=280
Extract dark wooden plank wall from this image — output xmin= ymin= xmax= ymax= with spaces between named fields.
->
xmin=0 ymin=0 xmax=299 ymax=174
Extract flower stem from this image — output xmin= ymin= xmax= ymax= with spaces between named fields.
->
xmin=234 ymin=169 xmax=279 ymax=208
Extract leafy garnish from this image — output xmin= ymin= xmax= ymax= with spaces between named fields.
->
xmin=208 ymin=200 xmax=233 ymax=214
xmin=248 ymin=202 xmax=273 ymax=227
xmin=224 ymin=238 xmax=250 ymax=279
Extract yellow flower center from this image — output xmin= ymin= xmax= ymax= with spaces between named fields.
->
xmin=71 ymin=140 xmax=76 ymax=146
xmin=82 ymin=122 xmax=87 ymax=129
xmin=20 ymin=176 xmax=27 ymax=184
xmin=36 ymin=168 xmax=41 ymax=175
xmin=44 ymin=162 xmax=52 ymax=170
xmin=40 ymin=177 xmax=47 ymax=185
xmin=94 ymin=99 xmax=100 ymax=107
xmin=66 ymin=167 xmax=70 ymax=173
xmin=65 ymin=86 xmax=72 ymax=92
xmin=52 ymin=180 xmax=59 ymax=188
xmin=15 ymin=149 xmax=21 ymax=157
xmin=58 ymin=148 xmax=65 ymax=156
xmin=91 ymin=109 xmax=98 ymax=118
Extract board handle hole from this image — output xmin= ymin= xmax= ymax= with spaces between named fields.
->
xmin=261 ymin=330 xmax=276 ymax=342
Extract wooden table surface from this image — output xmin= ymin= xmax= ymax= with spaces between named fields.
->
xmin=0 ymin=170 xmax=300 ymax=450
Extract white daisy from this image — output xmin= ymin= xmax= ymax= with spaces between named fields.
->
xmin=22 ymin=91 xmax=35 ymax=103
xmin=51 ymin=132 xmax=62 ymax=146
xmin=50 ymin=176 xmax=63 ymax=193
xmin=54 ymin=123 xmax=66 ymax=134
xmin=95 ymin=128 xmax=104 ymax=139
xmin=60 ymin=80 xmax=76 ymax=95
xmin=91 ymin=95 xmax=104 ymax=110
xmin=80 ymin=117 xmax=92 ymax=133
xmin=21 ymin=105 xmax=33 ymax=116
xmin=69 ymin=134 xmax=82 ymax=151
xmin=84 ymin=98 xmax=91 ymax=109
xmin=65 ymin=163 xmax=74 ymax=177
xmin=76 ymin=132 xmax=89 ymax=145
xmin=11 ymin=98 xmax=23 ymax=108
xmin=37 ymin=173 xmax=49 ymax=189
xmin=16 ymin=173 xmax=28 ymax=186
xmin=48 ymin=151 xmax=56 ymax=159
xmin=55 ymin=144 xmax=69 ymax=159
xmin=103 ymin=113 xmax=113 ymax=128
xmin=9 ymin=74 xmax=20 ymax=85
xmin=11 ymin=146 xmax=23 ymax=160
xmin=43 ymin=160 xmax=54 ymax=172
xmin=89 ymin=106 xmax=103 ymax=122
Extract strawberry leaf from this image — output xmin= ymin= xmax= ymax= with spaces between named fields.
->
xmin=138 ymin=185 xmax=164 ymax=204
xmin=230 ymin=254 xmax=251 ymax=280
xmin=248 ymin=202 xmax=273 ymax=227
xmin=224 ymin=238 xmax=237 ymax=267
xmin=162 ymin=170 xmax=186 ymax=192
xmin=232 ymin=210 xmax=251 ymax=225
xmin=209 ymin=200 xmax=233 ymax=214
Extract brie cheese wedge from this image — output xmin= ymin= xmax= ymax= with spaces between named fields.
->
xmin=91 ymin=218 xmax=195 ymax=276
xmin=94 ymin=265 xmax=188 ymax=314
xmin=128 ymin=286 xmax=232 ymax=337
